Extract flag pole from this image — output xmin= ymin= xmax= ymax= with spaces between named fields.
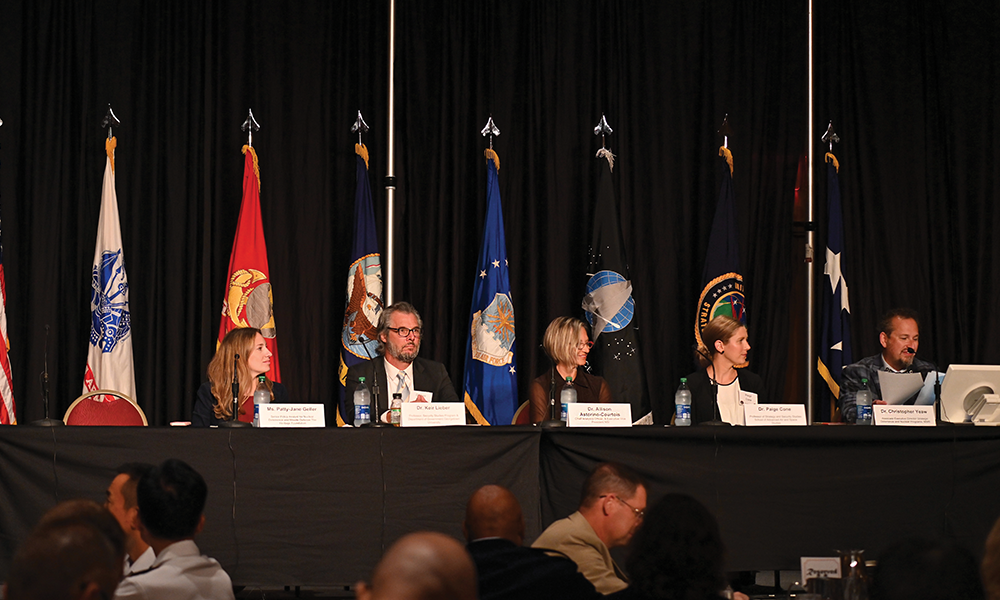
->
xmin=384 ymin=0 xmax=397 ymax=305
xmin=806 ymin=0 xmax=816 ymax=423
xmin=242 ymin=109 xmax=260 ymax=148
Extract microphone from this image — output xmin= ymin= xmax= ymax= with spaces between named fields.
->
xmin=360 ymin=336 xmax=388 ymax=427
xmin=906 ymin=348 xmax=916 ymax=354
xmin=694 ymin=344 xmax=729 ymax=427
xmin=31 ymin=325 xmax=64 ymax=426
xmin=219 ymin=352 xmax=251 ymax=428
xmin=539 ymin=362 xmax=566 ymax=428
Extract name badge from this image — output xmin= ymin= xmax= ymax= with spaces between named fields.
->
xmin=258 ymin=404 xmax=326 ymax=428
xmin=566 ymin=404 xmax=632 ymax=427
xmin=873 ymin=405 xmax=936 ymax=427
xmin=400 ymin=402 xmax=465 ymax=426
xmin=801 ymin=557 xmax=842 ymax=580
xmin=744 ymin=403 xmax=807 ymax=426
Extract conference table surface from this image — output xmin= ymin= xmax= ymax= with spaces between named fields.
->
xmin=2 ymin=424 xmax=998 ymax=587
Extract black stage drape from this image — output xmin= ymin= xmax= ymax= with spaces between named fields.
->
xmin=0 ymin=1 xmax=998 ymax=425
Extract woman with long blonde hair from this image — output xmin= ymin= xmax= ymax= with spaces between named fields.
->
xmin=685 ymin=315 xmax=766 ymax=425
xmin=192 ymin=327 xmax=288 ymax=426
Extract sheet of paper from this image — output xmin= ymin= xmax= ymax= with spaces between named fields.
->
xmin=877 ymin=371 xmax=924 ymax=404
xmin=914 ymin=371 xmax=944 ymax=406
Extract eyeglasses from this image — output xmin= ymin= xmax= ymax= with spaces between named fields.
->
xmin=601 ymin=494 xmax=644 ymax=520
xmin=387 ymin=326 xmax=422 ymax=338
xmin=576 ymin=341 xmax=594 ymax=350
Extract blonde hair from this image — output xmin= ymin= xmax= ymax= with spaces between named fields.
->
xmin=543 ymin=317 xmax=588 ymax=366
xmin=695 ymin=316 xmax=746 ymax=368
xmin=208 ymin=327 xmax=274 ymax=420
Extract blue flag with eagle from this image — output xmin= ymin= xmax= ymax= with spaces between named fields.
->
xmin=463 ymin=149 xmax=517 ymax=426
xmin=818 ymin=152 xmax=852 ymax=420
xmin=696 ymin=147 xmax=747 ymax=353
xmin=338 ymin=143 xmax=383 ymax=425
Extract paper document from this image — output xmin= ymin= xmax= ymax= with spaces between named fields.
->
xmin=914 ymin=371 xmax=944 ymax=406
xmin=877 ymin=371 xmax=924 ymax=404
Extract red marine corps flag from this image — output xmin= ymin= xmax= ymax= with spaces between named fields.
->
xmin=218 ymin=141 xmax=281 ymax=381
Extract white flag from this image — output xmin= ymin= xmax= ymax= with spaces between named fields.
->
xmin=83 ymin=137 xmax=135 ymax=400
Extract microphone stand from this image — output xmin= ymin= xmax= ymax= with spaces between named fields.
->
xmin=360 ymin=338 xmax=388 ymax=428
xmin=696 ymin=347 xmax=729 ymax=427
xmin=540 ymin=364 xmax=566 ymax=428
xmin=219 ymin=353 xmax=251 ymax=428
xmin=31 ymin=325 xmax=64 ymax=426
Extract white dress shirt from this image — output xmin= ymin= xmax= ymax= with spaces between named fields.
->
xmin=114 ymin=539 xmax=234 ymax=600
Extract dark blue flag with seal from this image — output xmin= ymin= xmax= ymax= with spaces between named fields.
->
xmin=338 ymin=143 xmax=384 ymax=425
xmin=582 ymin=149 xmax=651 ymax=422
xmin=818 ymin=152 xmax=852 ymax=420
xmin=696 ymin=147 xmax=747 ymax=355
xmin=463 ymin=149 xmax=518 ymax=425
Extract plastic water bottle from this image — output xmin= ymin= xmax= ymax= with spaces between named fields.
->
xmin=252 ymin=375 xmax=269 ymax=427
xmin=856 ymin=378 xmax=873 ymax=425
xmin=560 ymin=377 xmax=577 ymax=423
xmin=390 ymin=393 xmax=402 ymax=427
xmin=675 ymin=378 xmax=692 ymax=426
xmin=354 ymin=377 xmax=371 ymax=426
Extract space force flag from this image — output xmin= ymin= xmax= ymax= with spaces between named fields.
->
xmin=338 ymin=143 xmax=383 ymax=424
xmin=696 ymin=147 xmax=746 ymax=354
xmin=463 ymin=149 xmax=517 ymax=426
xmin=218 ymin=146 xmax=281 ymax=380
xmin=582 ymin=149 xmax=651 ymax=421
xmin=83 ymin=136 xmax=136 ymax=400
xmin=818 ymin=152 xmax=852 ymax=414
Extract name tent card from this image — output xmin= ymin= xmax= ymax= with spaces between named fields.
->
xmin=258 ymin=404 xmax=326 ymax=428
xmin=801 ymin=557 xmax=842 ymax=580
xmin=566 ymin=403 xmax=632 ymax=427
xmin=400 ymin=402 xmax=466 ymax=426
xmin=873 ymin=405 xmax=936 ymax=426
xmin=744 ymin=403 xmax=808 ymax=426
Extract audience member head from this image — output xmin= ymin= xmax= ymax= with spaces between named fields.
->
xmin=625 ymin=494 xmax=728 ymax=600
xmin=578 ymin=462 xmax=647 ymax=549
xmin=208 ymin=326 xmax=273 ymax=420
xmin=463 ymin=484 xmax=525 ymax=545
xmin=105 ymin=462 xmax=154 ymax=559
xmin=984 ymin=515 xmax=1000 ymax=600
xmin=871 ymin=537 xmax=984 ymax=600
xmin=5 ymin=500 xmax=125 ymax=600
xmin=695 ymin=315 xmax=748 ymax=368
xmin=542 ymin=316 xmax=591 ymax=369
xmin=356 ymin=531 xmax=478 ymax=600
xmin=136 ymin=458 xmax=208 ymax=545
xmin=877 ymin=308 xmax=921 ymax=370
xmin=376 ymin=301 xmax=424 ymax=366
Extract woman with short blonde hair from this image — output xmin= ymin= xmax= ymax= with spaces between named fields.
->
xmin=528 ymin=316 xmax=613 ymax=423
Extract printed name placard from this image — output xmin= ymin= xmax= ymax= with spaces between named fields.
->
xmin=258 ymin=404 xmax=326 ymax=428
xmin=400 ymin=402 xmax=466 ymax=427
xmin=800 ymin=557 xmax=842 ymax=580
xmin=873 ymin=405 xmax=936 ymax=426
xmin=744 ymin=403 xmax=807 ymax=426
xmin=566 ymin=404 xmax=632 ymax=427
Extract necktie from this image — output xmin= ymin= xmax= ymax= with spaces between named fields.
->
xmin=396 ymin=372 xmax=410 ymax=403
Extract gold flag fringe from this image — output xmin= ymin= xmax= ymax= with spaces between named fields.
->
xmin=825 ymin=152 xmax=839 ymax=173
xmin=356 ymin=143 xmax=369 ymax=170
xmin=719 ymin=146 xmax=733 ymax=176
xmin=485 ymin=148 xmax=500 ymax=171
xmin=106 ymin=137 xmax=117 ymax=173
xmin=242 ymin=145 xmax=261 ymax=190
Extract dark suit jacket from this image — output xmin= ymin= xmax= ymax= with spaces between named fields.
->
xmin=684 ymin=368 xmax=767 ymax=425
xmin=192 ymin=381 xmax=289 ymax=427
xmin=467 ymin=538 xmax=602 ymax=600
xmin=343 ymin=355 xmax=460 ymax=423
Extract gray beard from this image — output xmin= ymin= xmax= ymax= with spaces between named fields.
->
xmin=393 ymin=347 xmax=420 ymax=363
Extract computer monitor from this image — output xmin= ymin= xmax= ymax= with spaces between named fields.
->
xmin=939 ymin=365 xmax=1000 ymax=425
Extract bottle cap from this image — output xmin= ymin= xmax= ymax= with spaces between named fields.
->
xmin=566 ymin=376 xmax=573 ymax=382
xmin=861 ymin=378 xmax=868 ymax=384
xmin=680 ymin=377 xmax=687 ymax=383
xmin=392 ymin=393 xmax=402 ymax=399
xmin=359 ymin=377 xmax=366 ymax=383
xmin=258 ymin=375 xmax=266 ymax=382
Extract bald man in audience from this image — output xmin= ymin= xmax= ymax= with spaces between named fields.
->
xmin=532 ymin=462 xmax=648 ymax=594
xmin=463 ymin=485 xmax=601 ymax=600
xmin=356 ymin=531 xmax=478 ymax=600
xmin=4 ymin=499 xmax=126 ymax=600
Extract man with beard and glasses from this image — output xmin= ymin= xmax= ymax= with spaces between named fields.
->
xmin=344 ymin=301 xmax=460 ymax=423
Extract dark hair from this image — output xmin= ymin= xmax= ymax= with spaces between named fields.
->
xmin=36 ymin=499 xmax=126 ymax=560
xmin=625 ymin=494 xmax=728 ymax=600
xmin=871 ymin=538 xmax=984 ymax=600
xmin=7 ymin=522 xmax=123 ymax=600
xmin=376 ymin=301 xmax=423 ymax=354
xmin=137 ymin=459 xmax=208 ymax=540
xmin=878 ymin=308 xmax=920 ymax=337
xmin=116 ymin=462 xmax=154 ymax=510
xmin=580 ymin=462 xmax=645 ymax=509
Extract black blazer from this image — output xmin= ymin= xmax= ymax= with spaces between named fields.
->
xmin=192 ymin=380 xmax=289 ymax=427
xmin=684 ymin=368 xmax=767 ymax=425
xmin=343 ymin=355 xmax=460 ymax=422
xmin=467 ymin=538 xmax=602 ymax=600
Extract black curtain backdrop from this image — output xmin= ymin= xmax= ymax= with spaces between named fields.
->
xmin=0 ymin=0 xmax=997 ymax=426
